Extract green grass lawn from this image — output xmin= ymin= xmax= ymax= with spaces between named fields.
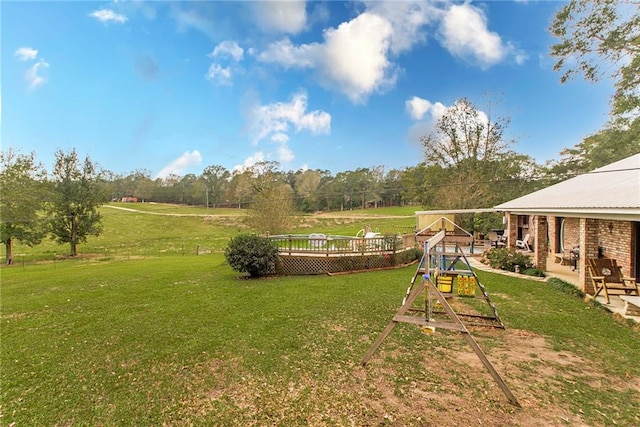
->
xmin=108 ymin=202 xmax=248 ymax=216
xmin=2 ymin=203 xmax=416 ymax=262
xmin=1 ymin=204 xmax=639 ymax=425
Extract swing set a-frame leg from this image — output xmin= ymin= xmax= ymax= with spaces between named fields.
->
xmin=431 ymin=281 xmax=520 ymax=407
xmin=360 ymin=280 xmax=426 ymax=366
xmin=460 ymin=331 xmax=520 ymax=406
xmin=360 ymin=279 xmax=520 ymax=407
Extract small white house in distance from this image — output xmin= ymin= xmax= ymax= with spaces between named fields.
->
xmin=495 ymin=153 xmax=640 ymax=295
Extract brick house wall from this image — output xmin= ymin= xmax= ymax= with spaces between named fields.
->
xmin=596 ymin=220 xmax=634 ymax=277
xmin=563 ymin=218 xmax=580 ymax=251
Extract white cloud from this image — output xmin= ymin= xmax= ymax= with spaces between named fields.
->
xmin=209 ymin=41 xmax=244 ymax=62
xmin=319 ymin=12 xmax=397 ymax=104
xmin=437 ymin=3 xmax=526 ymax=69
xmin=14 ymin=47 xmax=49 ymax=90
xmin=276 ymin=143 xmax=295 ymax=163
xmin=250 ymin=92 xmax=331 ymax=143
xmin=511 ymin=43 xmax=529 ymax=65
xmin=270 ymin=133 xmax=295 ymax=163
xmin=256 ymin=2 xmax=440 ymax=105
xmin=252 ymin=0 xmax=307 ymax=34
xmin=232 ymin=152 xmax=265 ymax=173
xmin=255 ymin=2 xmax=524 ymax=103
xmin=156 ymin=150 xmax=203 ymax=179
xmin=363 ymin=1 xmax=438 ymax=55
xmin=406 ymin=96 xmax=429 ymax=121
xmin=205 ymin=63 xmax=232 ymax=86
xmin=271 ymin=133 xmax=289 ymax=144
xmin=89 ymin=9 xmax=128 ymax=24
xmin=206 ymin=41 xmax=244 ymax=85
xmin=25 ymin=59 xmax=49 ymax=90
xmin=171 ymin=5 xmax=216 ymax=39
xmin=406 ymin=97 xmax=447 ymax=122
xmin=14 ymin=47 xmax=38 ymax=61
xmin=248 ymin=92 xmax=330 ymax=164
xmin=257 ymin=38 xmax=316 ymax=69
xmin=258 ymin=12 xmax=399 ymax=104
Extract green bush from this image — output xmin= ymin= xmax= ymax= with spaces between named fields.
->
xmin=547 ymin=278 xmax=585 ymax=298
xmin=483 ymin=247 xmax=533 ymax=272
xmin=382 ymin=233 xmax=402 ymax=251
xmin=522 ymin=267 xmax=546 ymax=277
xmin=395 ymin=247 xmax=422 ymax=265
xmin=224 ymin=234 xmax=279 ymax=278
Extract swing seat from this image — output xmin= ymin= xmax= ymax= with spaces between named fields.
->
xmin=436 ymin=275 xmax=453 ymax=293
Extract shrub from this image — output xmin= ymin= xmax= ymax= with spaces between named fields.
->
xmin=547 ymin=278 xmax=585 ymax=298
xmin=382 ymin=233 xmax=402 ymax=251
xmin=483 ymin=247 xmax=533 ymax=272
xmin=395 ymin=247 xmax=423 ymax=265
xmin=522 ymin=267 xmax=546 ymax=277
xmin=224 ymin=234 xmax=279 ymax=278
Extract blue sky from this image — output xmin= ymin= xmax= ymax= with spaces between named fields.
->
xmin=3 ymin=1 xmax=615 ymax=179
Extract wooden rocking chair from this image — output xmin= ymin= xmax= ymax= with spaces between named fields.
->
xmin=587 ymin=258 xmax=639 ymax=304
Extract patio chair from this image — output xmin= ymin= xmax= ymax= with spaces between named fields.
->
xmin=515 ymin=233 xmax=530 ymax=251
xmin=493 ymin=234 xmax=507 ymax=248
xmin=587 ymin=258 xmax=639 ymax=304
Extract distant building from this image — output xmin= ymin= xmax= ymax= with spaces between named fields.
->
xmin=121 ymin=196 xmax=138 ymax=203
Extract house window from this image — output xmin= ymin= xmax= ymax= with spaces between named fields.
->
xmin=558 ymin=218 xmax=565 ymax=253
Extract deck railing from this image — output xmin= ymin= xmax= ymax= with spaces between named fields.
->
xmin=268 ymin=234 xmax=405 ymax=256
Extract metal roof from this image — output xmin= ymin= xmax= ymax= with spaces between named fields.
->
xmin=495 ymin=153 xmax=640 ymax=220
xmin=414 ymin=208 xmax=496 ymax=215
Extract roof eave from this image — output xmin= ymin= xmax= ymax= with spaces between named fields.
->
xmin=494 ymin=208 xmax=640 ymax=221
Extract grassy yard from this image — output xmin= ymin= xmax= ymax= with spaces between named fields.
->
xmin=3 ymin=203 xmax=416 ymax=262
xmin=1 ymin=204 xmax=639 ymax=425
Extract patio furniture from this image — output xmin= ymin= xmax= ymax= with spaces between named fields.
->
xmin=570 ymin=246 xmax=580 ymax=271
xmin=515 ymin=233 xmax=530 ymax=251
xmin=554 ymin=252 xmax=570 ymax=265
xmin=587 ymin=258 xmax=639 ymax=304
xmin=619 ymin=296 xmax=640 ymax=316
xmin=492 ymin=234 xmax=507 ymax=248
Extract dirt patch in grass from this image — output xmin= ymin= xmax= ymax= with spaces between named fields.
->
xmin=173 ymin=326 xmax=636 ymax=426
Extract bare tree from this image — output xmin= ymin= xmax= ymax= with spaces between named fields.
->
xmin=420 ymin=97 xmax=513 ymax=170
xmin=419 ymin=97 xmax=537 ymax=210
xmin=245 ymin=183 xmax=296 ymax=235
